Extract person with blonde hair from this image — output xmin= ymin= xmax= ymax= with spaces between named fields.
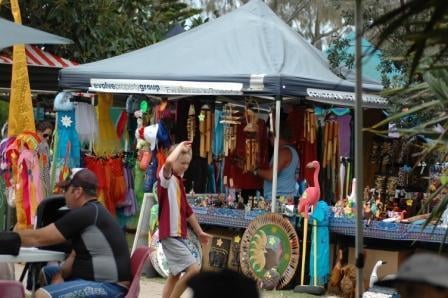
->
xmin=157 ymin=141 xmax=211 ymax=298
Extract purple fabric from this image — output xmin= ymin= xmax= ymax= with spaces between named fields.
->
xmin=337 ymin=115 xmax=352 ymax=157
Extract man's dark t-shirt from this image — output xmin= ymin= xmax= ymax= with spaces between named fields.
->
xmin=54 ymin=200 xmax=131 ymax=282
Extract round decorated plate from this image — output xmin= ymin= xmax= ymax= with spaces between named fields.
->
xmin=240 ymin=213 xmax=300 ymax=289
xmin=149 ymin=228 xmax=202 ymax=278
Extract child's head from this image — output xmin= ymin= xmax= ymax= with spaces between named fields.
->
xmin=169 ymin=143 xmax=192 ymax=176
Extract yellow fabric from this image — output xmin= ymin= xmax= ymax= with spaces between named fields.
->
xmin=8 ymin=0 xmax=35 ymax=136
xmin=94 ymin=93 xmax=121 ymax=155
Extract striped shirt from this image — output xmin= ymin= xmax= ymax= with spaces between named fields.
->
xmin=157 ymin=166 xmax=193 ymax=240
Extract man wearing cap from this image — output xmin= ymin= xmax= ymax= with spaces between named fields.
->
xmin=376 ymin=253 xmax=448 ymax=298
xmin=13 ymin=168 xmax=131 ymax=298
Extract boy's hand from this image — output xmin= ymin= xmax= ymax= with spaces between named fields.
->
xmin=179 ymin=141 xmax=192 ymax=151
xmin=197 ymin=231 xmax=212 ymax=245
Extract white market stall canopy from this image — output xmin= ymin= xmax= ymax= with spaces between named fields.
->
xmin=0 ymin=17 xmax=72 ymax=50
xmin=59 ymin=0 xmax=386 ymax=108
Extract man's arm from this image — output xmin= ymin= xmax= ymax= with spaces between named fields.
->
xmin=17 ymin=223 xmax=65 ymax=247
xmin=60 ymin=250 xmax=75 ymax=279
xmin=256 ymin=147 xmax=292 ymax=181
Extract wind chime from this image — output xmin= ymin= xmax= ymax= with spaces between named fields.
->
xmin=198 ymin=104 xmax=213 ymax=161
xmin=220 ymin=104 xmax=240 ymax=156
xmin=303 ymin=108 xmax=317 ymax=144
xmin=187 ymin=104 xmax=196 ymax=142
xmin=243 ymin=98 xmax=259 ymax=172
xmin=322 ymin=117 xmax=340 ymax=197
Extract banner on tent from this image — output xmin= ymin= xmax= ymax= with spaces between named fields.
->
xmin=306 ymin=88 xmax=387 ymax=105
xmin=89 ymin=79 xmax=243 ymax=95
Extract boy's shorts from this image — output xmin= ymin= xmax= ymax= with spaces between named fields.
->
xmin=40 ymin=264 xmax=128 ymax=297
xmin=161 ymin=237 xmax=196 ymax=276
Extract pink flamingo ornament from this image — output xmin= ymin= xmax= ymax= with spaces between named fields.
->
xmin=297 ymin=160 xmax=320 ymax=218
xmin=296 ymin=160 xmax=322 ymax=289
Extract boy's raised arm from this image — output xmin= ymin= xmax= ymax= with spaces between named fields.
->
xmin=163 ymin=141 xmax=192 ymax=178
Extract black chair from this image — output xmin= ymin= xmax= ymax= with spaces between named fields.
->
xmin=20 ymin=195 xmax=71 ymax=290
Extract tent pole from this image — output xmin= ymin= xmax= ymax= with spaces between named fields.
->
xmin=271 ymin=95 xmax=281 ymax=212
xmin=355 ymin=0 xmax=365 ymax=297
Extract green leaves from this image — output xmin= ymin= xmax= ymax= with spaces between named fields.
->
xmin=0 ymin=0 xmax=200 ymax=63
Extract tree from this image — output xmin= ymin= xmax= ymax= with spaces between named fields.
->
xmin=0 ymin=0 xmax=201 ymax=63
xmin=189 ymin=0 xmax=349 ymax=50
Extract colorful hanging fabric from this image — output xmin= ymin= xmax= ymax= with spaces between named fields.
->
xmin=75 ymin=102 xmax=99 ymax=146
xmin=52 ymin=110 xmax=81 ymax=190
xmin=94 ymin=93 xmax=121 ymax=155
xmin=17 ymin=149 xmax=42 ymax=227
xmin=8 ymin=0 xmax=35 ymax=136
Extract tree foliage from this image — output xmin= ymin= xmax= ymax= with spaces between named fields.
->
xmin=189 ymin=0 xmax=348 ymax=50
xmin=0 ymin=0 xmax=200 ymax=63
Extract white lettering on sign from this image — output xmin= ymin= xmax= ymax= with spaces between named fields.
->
xmin=306 ymin=88 xmax=387 ymax=105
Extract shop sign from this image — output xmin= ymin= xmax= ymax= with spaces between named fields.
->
xmin=306 ymin=88 xmax=388 ymax=105
xmin=89 ymin=78 xmax=243 ymax=95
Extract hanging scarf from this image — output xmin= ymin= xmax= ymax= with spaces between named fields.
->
xmin=52 ymin=110 xmax=80 ymax=189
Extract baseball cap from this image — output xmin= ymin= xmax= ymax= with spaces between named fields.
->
xmin=56 ymin=168 xmax=98 ymax=195
xmin=376 ymin=253 xmax=448 ymax=289
xmin=143 ymin=123 xmax=158 ymax=151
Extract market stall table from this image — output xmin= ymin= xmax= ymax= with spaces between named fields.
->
xmin=329 ymin=215 xmax=448 ymax=243
xmin=0 ymin=247 xmax=65 ymax=297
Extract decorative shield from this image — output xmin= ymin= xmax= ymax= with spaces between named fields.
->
xmin=240 ymin=213 xmax=300 ymax=289
xmin=149 ymin=228 xmax=202 ymax=278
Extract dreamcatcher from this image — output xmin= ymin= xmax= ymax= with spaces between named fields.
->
xmin=243 ymin=98 xmax=260 ymax=172
xmin=240 ymin=213 xmax=300 ymax=290
xmin=220 ymin=104 xmax=240 ymax=156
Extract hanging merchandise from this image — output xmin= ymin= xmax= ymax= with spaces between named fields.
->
xmin=212 ymin=109 xmax=224 ymax=156
xmin=187 ymin=104 xmax=196 ymax=142
xmin=3 ymin=132 xmax=42 ymax=229
xmin=51 ymin=92 xmax=81 ymax=190
xmin=304 ymin=108 xmax=316 ymax=144
xmin=220 ymin=104 xmax=240 ymax=156
xmin=75 ymin=101 xmax=99 ymax=146
xmin=94 ymin=93 xmax=121 ymax=155
xmin=243 ymin=99 xmax=260 ymax=173
xmin=198 ymin=104 xmax=212 ymax=160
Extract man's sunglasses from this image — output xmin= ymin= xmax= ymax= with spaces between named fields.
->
xmin=43 ymin=133 xmax=51 ymax=139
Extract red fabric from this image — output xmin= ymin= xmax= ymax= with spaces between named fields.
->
xmin=126 ymin=247 xmax=150 ymax=298
xmin=288 ymin=107 xmax=317 ymax=186
xmin=116 ymin=112 xmax=128 ymax=139
xmin=223 ymin=119 xmax=268 ymax=189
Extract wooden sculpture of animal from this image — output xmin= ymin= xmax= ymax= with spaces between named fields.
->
xmin=340 ymin=264 xmax=356 ymax=298
xmin=327 ymin=249 xmax=344 ymax=295
xmin=297 ymin=161 xmax=320 ymax=218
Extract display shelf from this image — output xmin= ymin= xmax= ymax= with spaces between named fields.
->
xmin=329 ymin=215 xmax=448 ymax=244
xmin=193 ymin=205 xmax=448 ymax=244
xmin=192 ymin=206 xmax=266 ymax=228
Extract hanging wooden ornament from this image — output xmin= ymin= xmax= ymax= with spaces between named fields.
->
xmin=198 ymin=105 xmax=207 ymax=158
xmin=221 ymin=104 xmax=241 ymax=156
xmin=240 ymin=213 xmax=300 ymax=290
xmin=187 ymin=104 xmax=196 ymax=142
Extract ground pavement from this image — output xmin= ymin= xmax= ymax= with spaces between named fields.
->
xmin=16 ymin=264 xmax=330 ymax=297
